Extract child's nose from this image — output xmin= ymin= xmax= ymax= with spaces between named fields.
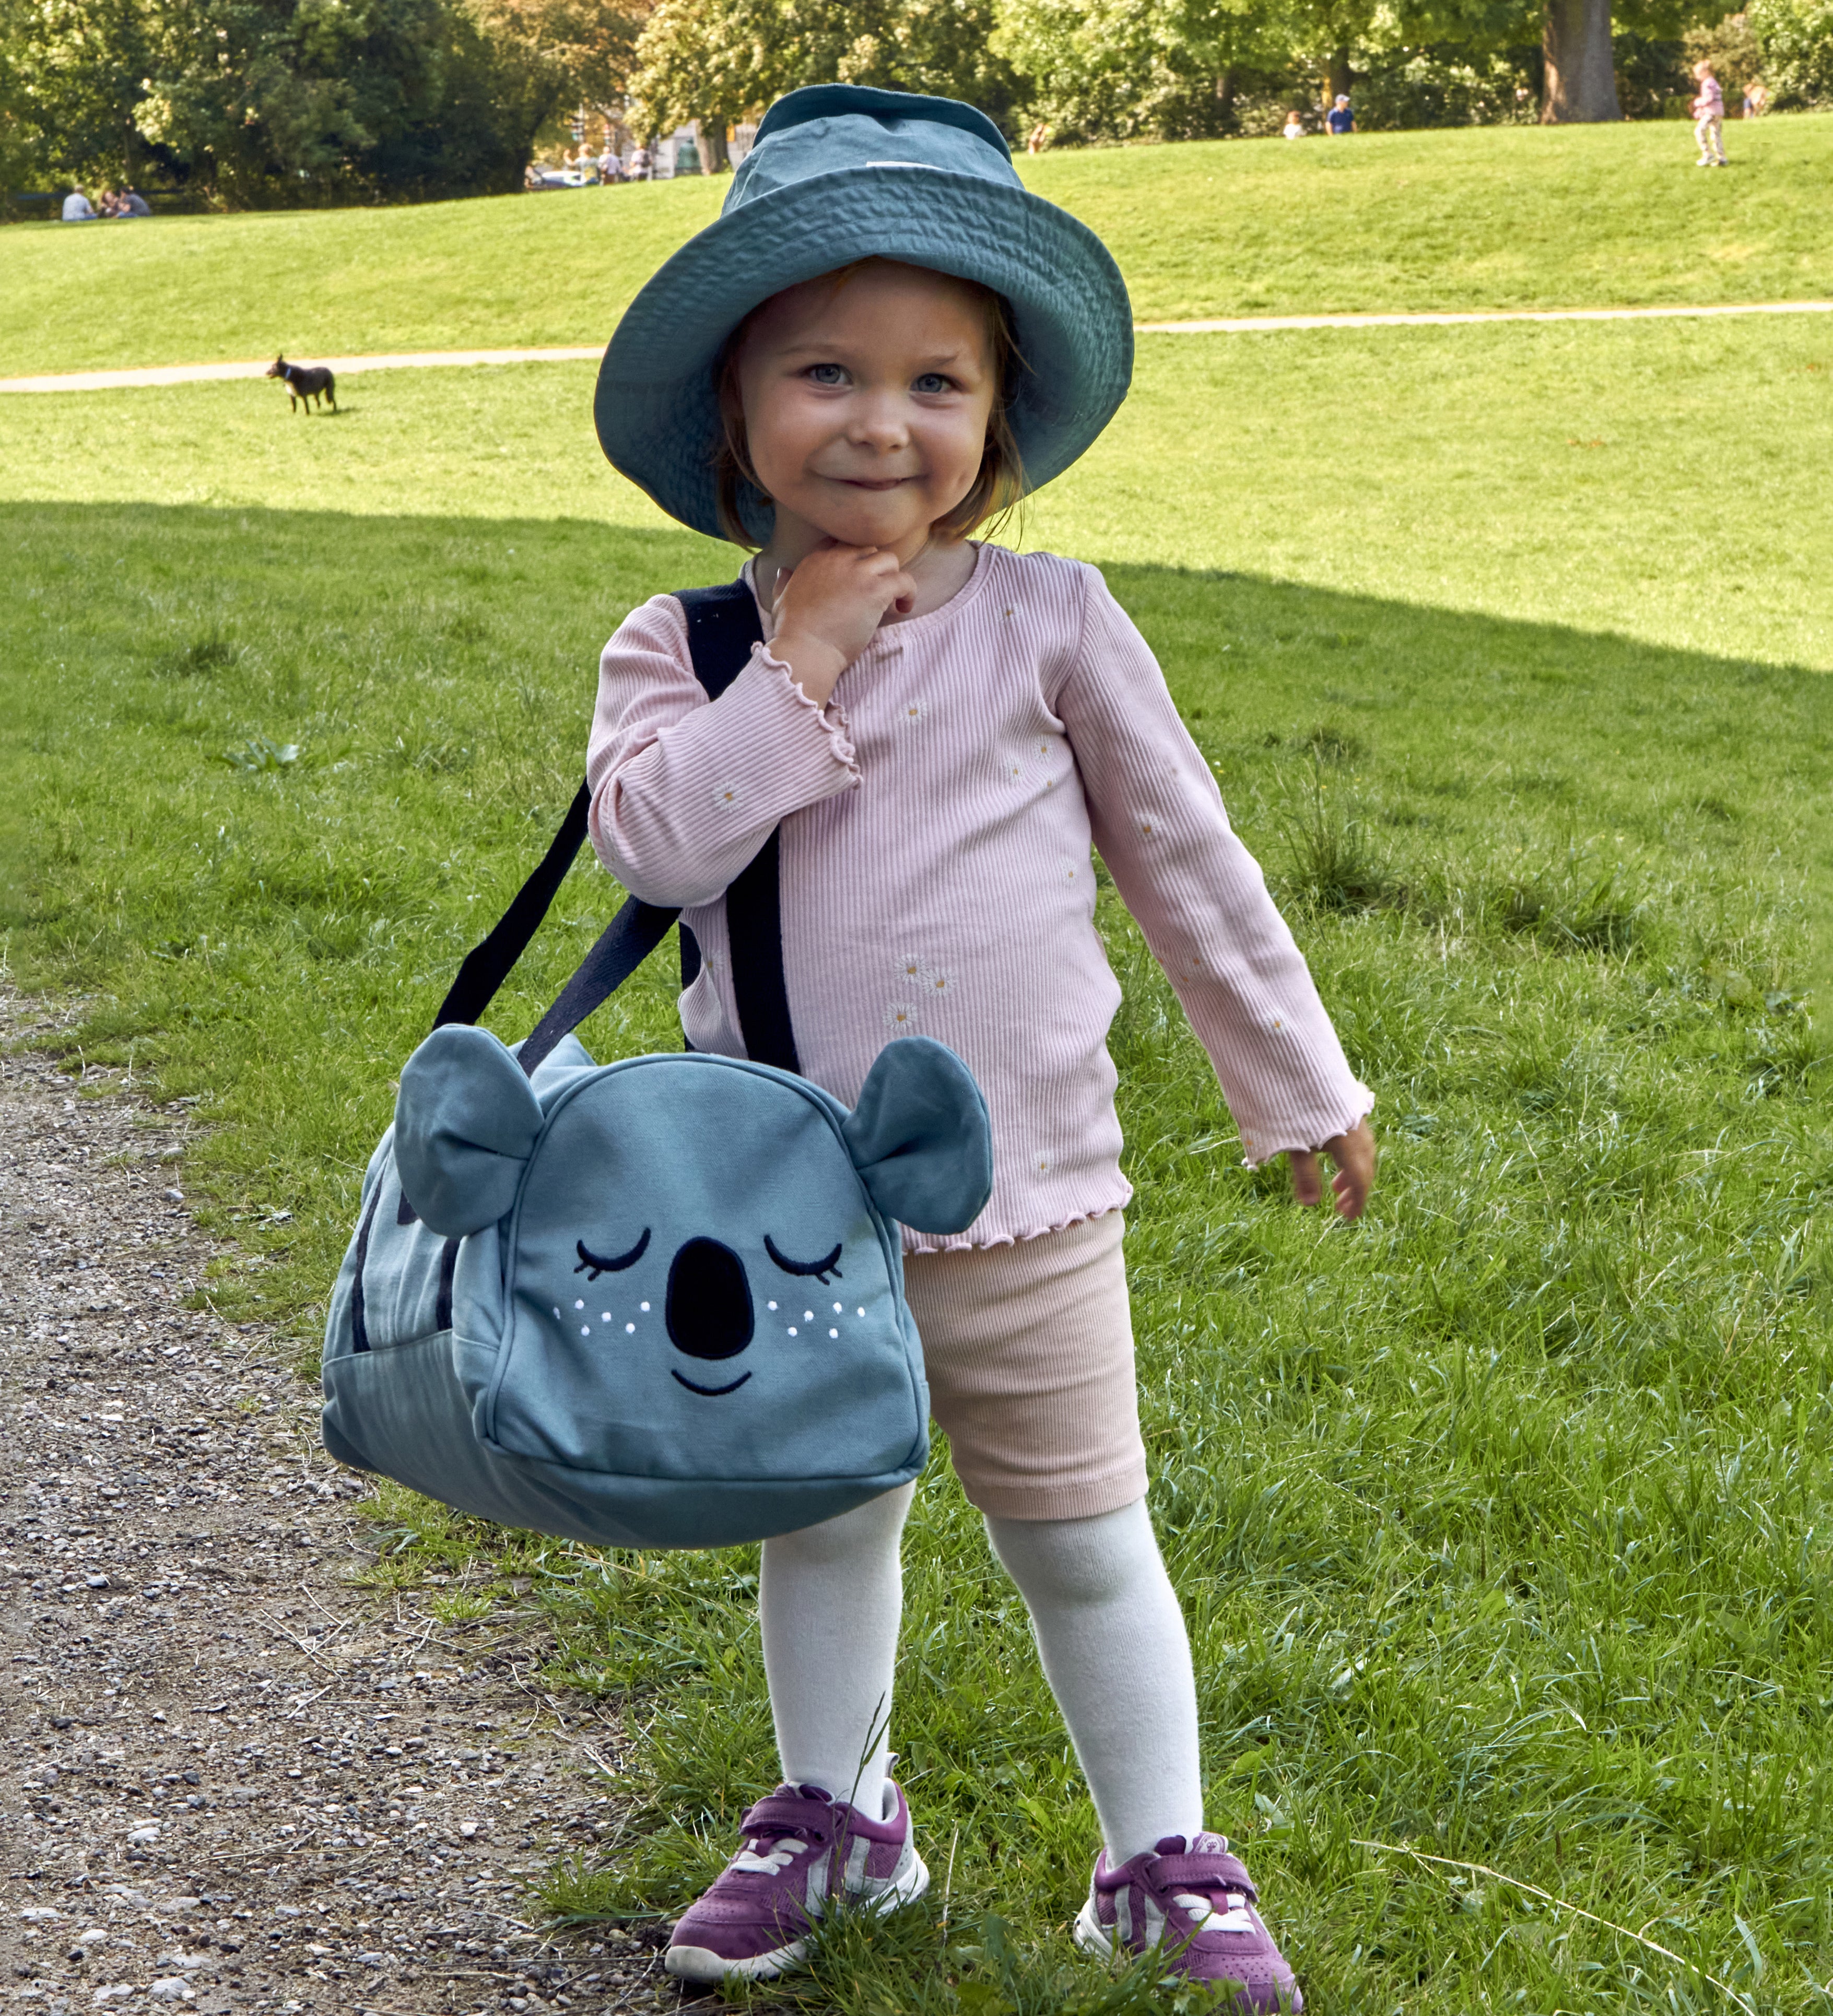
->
xmin=847 ymin=393 xmax=911 ymax=450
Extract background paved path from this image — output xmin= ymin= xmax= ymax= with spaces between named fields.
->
xmin=4 ymin=299 xmax=1829 ymax=393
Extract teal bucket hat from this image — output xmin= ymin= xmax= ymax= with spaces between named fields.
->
xmin=595 ymin=84 xmax=1134 ymax=542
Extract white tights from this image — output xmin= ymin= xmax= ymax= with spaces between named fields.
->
xmin=759 ymin=1490 xmax=1203 ymax=1862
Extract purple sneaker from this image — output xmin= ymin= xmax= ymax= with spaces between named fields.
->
xmin=1075 ymin=1833 xmax=1301 ymax=2011
xmin=664 ymin=1780 xmax=929 ymax=1983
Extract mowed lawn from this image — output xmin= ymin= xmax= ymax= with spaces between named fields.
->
xmin=5 ymin=133 xmax=1833 ymax=2015
xmin=4 ymin=115 xmax=1833 ymax=376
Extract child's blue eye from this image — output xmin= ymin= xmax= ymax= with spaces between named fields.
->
xmin=806 ymin=363 xmax=847 ymax=386
xmin=912 ymin=373 xmax=954 ymax=395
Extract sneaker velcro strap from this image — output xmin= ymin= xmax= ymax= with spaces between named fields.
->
xmin=740 ymin=1793 xmax=832 ymax=1842
xmin=1153 ymin=1852 xmax=1257 ymax=1900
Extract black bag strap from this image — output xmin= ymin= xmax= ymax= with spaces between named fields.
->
xmin=432 ymin=781 xmax=590 ymax=1030
xmin=429 ymin=575 xmax=800 ymax=1080
xmin=677 ymin=582 xmax=801 ymax=1077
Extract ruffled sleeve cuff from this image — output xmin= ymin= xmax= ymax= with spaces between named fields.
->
xmin=753 ymin=642 xmax=860 ymax=780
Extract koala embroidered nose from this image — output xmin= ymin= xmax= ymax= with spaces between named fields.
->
xmin=666 ymin=1236 xmax=755 ymax=1369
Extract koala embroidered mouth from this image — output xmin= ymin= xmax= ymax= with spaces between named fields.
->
xmin=670 ymin=1369 xmax=753 ymax=1397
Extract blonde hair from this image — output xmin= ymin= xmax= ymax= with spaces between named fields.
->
xmin=711 ymin=265 xmax=1027 ymax=549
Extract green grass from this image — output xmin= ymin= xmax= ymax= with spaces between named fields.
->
xmin=5 ymin=116 xmax=1833 ymax=376
xmin=6 ymin=142 xmax=1833 ymax=2012
xmin=5 ymin=494 xmax=1833 ymax=2011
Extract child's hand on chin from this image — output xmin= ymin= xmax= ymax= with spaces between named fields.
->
xmin=1286 ymin=1118 xmax=1376 ymax=1221
xmin=770 ymin=543 xmax=917 ymax=706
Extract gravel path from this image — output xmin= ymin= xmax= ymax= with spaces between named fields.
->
xmin=0 ymin=992 xmax=675 ymax=2016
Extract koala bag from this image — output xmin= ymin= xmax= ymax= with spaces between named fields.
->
xmin=320 ymin=582 xmax=994 ymax=1549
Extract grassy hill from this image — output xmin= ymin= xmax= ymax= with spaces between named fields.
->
xmin=4 ymin=115 xmax=1832 ymax=376
xmin=7 ymin=93 xmax=1833 ymax=2016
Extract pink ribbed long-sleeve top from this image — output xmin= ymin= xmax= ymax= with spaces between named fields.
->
xmin=587 ymin=543 xmax=1372 ymax=1252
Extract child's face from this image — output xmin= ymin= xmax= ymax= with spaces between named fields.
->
xmin=734 ymin=260 xmax=998 ymax=553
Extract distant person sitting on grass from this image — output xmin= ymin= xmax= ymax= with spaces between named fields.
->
xmin=1283 ymin=108 xmax=1307 ymax=137
xmin=61 ymin=188 xmax=97 ymax=221
xmin=115 ymin=186 xmax=151 ymax=216
xmin=1326 ymin=93 xmax=1354 ymax=133
xmin=1692 ymin=61 xmax=1728 ymax=166
xmin=589 ymin=80 xmax=1374 ymax=2008
xmin=1743 ymin=78 xmax=1766 ymax=116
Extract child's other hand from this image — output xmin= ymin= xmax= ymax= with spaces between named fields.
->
xmin=771 ymin=544 xmax=915 ymax=706
xmin=1287 ymin=1119 xmax=1376 ymax=1221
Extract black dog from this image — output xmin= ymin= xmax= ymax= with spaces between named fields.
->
xmin=266 ymin=355 xmax=337 ymax=412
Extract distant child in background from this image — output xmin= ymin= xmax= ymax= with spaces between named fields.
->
xmin=589 ymin=81 xmax=1374 ymax=2012
xmin=1693 ymin=61 xmax=1728 ymax=166
xmin=1326 ymin=94 xmax=1355 ymax=134
xmin=1283 ymin=108 xmax=1307 ymax=137
xmin=1742 ymin=78 xmax=1767 ymax=117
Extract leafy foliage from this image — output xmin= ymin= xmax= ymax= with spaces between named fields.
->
xmin=629 ymin=0 xmax=1019 ymax=141
xmin=0 ymin=0 xmax=563 ymax=202
xmin=1748 ymin=0 xmax=1833 ymax=103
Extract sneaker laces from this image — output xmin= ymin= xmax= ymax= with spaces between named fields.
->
xmin=731 ymin=1834 xmax=813 ymax=1876
xmin=1171 ymin=1889 xmax=1256 ymax=1933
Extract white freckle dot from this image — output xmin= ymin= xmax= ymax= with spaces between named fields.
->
xmin=602 ymin=1312 xmax=612 ymax=1323
xmin=574 ymin=1299 xmax=584 ymax=1310
xmin=580 ymin=1326 xmax=590 ymax=1337
xmin=625 ymin=1322 xmax=635 ymax=1334
xmin=829 ymin=1328 xmax=839 ymax=1339
xmin=804 ymin=1310 xmax=814 ymax=1322
xmin=856 ymin=1306 xmax=865 ymax=1317
xmin=767 ymin=1300 xmax=778 ymax=1311
xmin=552 ymin=1305 xmax=561 ymax=1318
xmin=640 ymin=1300 xmax=651 ymax=1312
xmin=788 ymin=1326 xmax=798 ymax=1337
xmin=833 ymin=1302 xmax=843 ymax=1313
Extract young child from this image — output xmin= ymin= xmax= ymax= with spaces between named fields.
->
xmin=588 ymin=84 xmax=1373 ymax=2012
xmin=1282 ymin=109 xmax=1307 ymax=138
xmin=1693 ymin=61 xmax=1728 ymax=166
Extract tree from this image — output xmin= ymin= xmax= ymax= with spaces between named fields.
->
xmin=2 ymin=0 xmax=561 ymax=202
xmin=993 ymin=0 xmax=1277 ymax=140
xmin=630 ymin=0 xmax=1019 ymax=145
xmin=1540 ymin=0 xmax=1621 ymax=114
xmin=478 ymin=0 xmax=648 ymax=118
xmin=1747 ymin=0 xmax=1833 ymax=103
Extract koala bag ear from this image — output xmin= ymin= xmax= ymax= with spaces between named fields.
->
xmin=842 ymin=1036 xmax=993 ymax=1235
xmin=395 ymin=1024 xmax=545 ymax=1237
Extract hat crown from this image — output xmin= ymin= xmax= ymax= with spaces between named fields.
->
xmin=725 ymin=85 xmax=1021 ymax=215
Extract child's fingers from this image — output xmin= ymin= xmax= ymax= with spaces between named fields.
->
xmin=1323 ymin=1121 xmax=1378 ymax=1221
xmin=1287 ymin=1148 xmax=1323 ymax=1207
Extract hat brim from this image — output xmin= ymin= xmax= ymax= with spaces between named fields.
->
xmin=594 ymin=166 xmax=1134 ymax=541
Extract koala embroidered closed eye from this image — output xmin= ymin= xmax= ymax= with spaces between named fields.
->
xmin=575 ymin=1229 xmax=651 ymax=1278
xmin=763 ymin=1235 xmax=843 ymax=1283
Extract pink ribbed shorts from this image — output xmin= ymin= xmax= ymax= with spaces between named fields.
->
xmin=901 ymin=1209 xmax=1147 ymax=1522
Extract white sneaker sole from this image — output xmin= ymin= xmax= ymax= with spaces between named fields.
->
xmin=1074 ymin=1896 xmax=1113 ymax=1955
xmin=665 ymin=1851 xmax=932 ymax=1983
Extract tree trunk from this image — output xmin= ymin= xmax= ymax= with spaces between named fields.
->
xmin=695 ymin=120 xmax=730 ymax=171
xmin=1328 ymin=45 xmax=1356 ymax=101
xmin=1541 ymin=0 xmax=1621 ymax=120
xmin=1215 ymin=66 xmax=1238 ymax=132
